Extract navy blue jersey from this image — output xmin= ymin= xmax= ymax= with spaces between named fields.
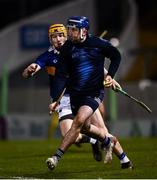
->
xmin=35 ymin=47 xmax=67 ymax=98
xmin=52 ymin=35 xmax=121 ymax=101
xmin=35 ymin=47 xmax=58 ymax=72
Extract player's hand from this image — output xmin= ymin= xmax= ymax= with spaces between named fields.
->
xmin=49 ymin=102 xmax=58 ymax=115
xmin=112 ymin=79 xmax=122 ymax=91
xmin=27 ymin=64 xmax=38 ymax=76
xmin=22 ymin=64 xmax=38 ymax=78
xmin=103 ymin=75 xmax=113 ymax=88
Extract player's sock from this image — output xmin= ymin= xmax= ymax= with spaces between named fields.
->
xmin=89 ymin=137 xmax=97 ymax=144
xmin=79 ymin=135 xmax=90 ymax=143
xmin=79 ymin=135 xmax=97 ymax=144
xmin=54 ymin=148 xmax=64 ymax=161
xmin=102 ymin=136 xmax=111 ymax=147
xmin=118 ymin=152 xmax=130 ymax=163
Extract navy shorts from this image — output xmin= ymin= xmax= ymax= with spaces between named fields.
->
xmin=70 ymin=90 xmax=104 ymax=115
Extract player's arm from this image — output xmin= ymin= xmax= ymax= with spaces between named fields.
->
xmin=23 ymin=50 xmax=49 ymax=78
xmin=22 ymin=63 xmax=41 ymax=78
xmin=99 ymin=39 xmax=121 ymax=88
xmin=103 ymin=41 xmax=121 ymax=78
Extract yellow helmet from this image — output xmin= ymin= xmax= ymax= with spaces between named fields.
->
xmin=48 ymin=24 xmax=67 ymax=37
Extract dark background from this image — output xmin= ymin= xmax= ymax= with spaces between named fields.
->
xmin=0 ymin=0 xmax=157 ymax=82
xmin=0 ymin=0 xmax=156 ymax=31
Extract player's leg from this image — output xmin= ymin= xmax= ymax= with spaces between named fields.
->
xmin=46 ymin=95 xmax=113 ymax=170
xmin=88 ymin=109 xmax=116 ymax=163
xmin=60 ymin=104 xmax=112 ymax=150
xmin=107 ymin=133 xmax=133 ymax=169
xmin=59 ymin=112 xmax=102 ymax=160
xmin=58 ymin=94 xmax=101 ymax=157
xmin=98 ymin=102 xmax=133 ymax=168
xmin=69 ymin=108 xmax=102 ymax=161
xmin=59 ymin=118 xmax=82 ymax=144
xmin=76 ymin=97 xmax=115 ymax=163
xmin=47 ymin=94 xmax=101 ymax=170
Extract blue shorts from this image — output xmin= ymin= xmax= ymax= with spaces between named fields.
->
xmin=70 ymin=90 xmax=104 ymax=115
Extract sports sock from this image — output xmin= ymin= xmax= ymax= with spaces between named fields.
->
xmin=54 ymin=148 xmax=64 ymax=161
xmin=79 ymin=135 xmax=97 ymax=144
xmin=118 ymin=152 xmax=130 ymax=163
xmin=79 ymin=135 xmax=90 ymax=143
xmin=89 ymin=138 xmax=97 ymax=144
xmin=102 ymin=136 xmax=111 ymax=147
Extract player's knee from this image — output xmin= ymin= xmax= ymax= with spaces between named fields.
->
xmin=76 ymin=112 xmax=88 ymax=123
xmin=74 ymin=115 xmax=85 ymax=128
xmin=71 ymin=119 xmax=83 ymax=133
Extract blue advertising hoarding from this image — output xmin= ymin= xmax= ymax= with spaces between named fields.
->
xmin=20 ymin=24 xmax=49 ymax=49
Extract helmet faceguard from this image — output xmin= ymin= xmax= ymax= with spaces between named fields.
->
xmin=48 ymin=24 xmax=67 ymax=38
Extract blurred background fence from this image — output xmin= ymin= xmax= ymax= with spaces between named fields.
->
xmin=0 ymin=0 xmax=157 ymax=139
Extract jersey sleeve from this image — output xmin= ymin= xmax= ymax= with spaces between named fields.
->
xmin=96 ymin=37 xmax=121 ymax=78
xmin=34 ymin=51 xmax=48 ymax=69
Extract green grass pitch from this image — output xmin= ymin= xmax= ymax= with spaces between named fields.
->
xmin=0 ymin=137 xmax=157 ymax=179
